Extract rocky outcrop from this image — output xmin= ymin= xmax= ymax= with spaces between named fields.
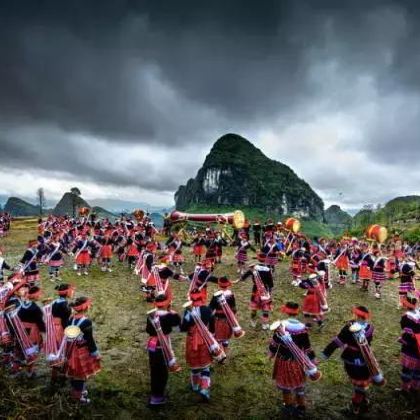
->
xmin=53 ymin=192 xmax=90 ymax=216
xmin=175 ymin=133 xmax=324 ymax=220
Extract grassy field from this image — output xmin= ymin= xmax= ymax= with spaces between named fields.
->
xmin=1 ymin=219 xmax=419 ymax=419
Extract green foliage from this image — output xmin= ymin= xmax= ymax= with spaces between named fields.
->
xmin=351 ymin=195 xmax=420 ymax=242
xmin=70 ymin=187 xmax=81 ymax=196
xmin=91 ymin=206 xmax=115 ymax=219
xmin=401 ymin=227 xmax=420 ymax=243
xmin=301 ymin=220 xmax=334 ymax=238
xmin=324 ymin=205 xmax=352 ymax=236
xmin=4 ymin=197 xmax=41 ymax=217
xmin=53 ymin=192 xmax=90 ymax=216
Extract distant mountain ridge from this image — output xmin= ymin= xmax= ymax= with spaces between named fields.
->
xmin=350 ymin=195 xmax=420 ymax=242
xmin=89 ymin=198 xmax=173 ymax=214
xmin=53 ymin=192 xmax=91 ymax=216
xmin=324 ymin=205 xmax=352 ymax=236
xmin=2 ymin=193 xmax=168 ymax=225
xmin=4 ymin=197 xmax=42 ymax=217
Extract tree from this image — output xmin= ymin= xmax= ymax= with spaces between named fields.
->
xmin=70 ymin=187 xmax=81 ymax=196
xmin=37 ymin=188 xmax=46 ymax=217
xmin=70 ymin=187 xmax=81 ymax=218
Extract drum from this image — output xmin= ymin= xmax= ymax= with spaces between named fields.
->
xmin=78 ymin=207 xmax=90 ymax=217
xmin=133 ymin=209 xmax=145 ymax=220
xmin=284 ymin=218 xmax=301 ymax=234
xmin=366 ymin=225 xmax=388 ymax=243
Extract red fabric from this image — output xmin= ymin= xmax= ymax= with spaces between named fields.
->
xmin=100 ymin=245 xmax=113 ymax=258
xmin=291 ymin=259 xmax=302 ymax=276
xmin=214 ymin=318 xmax=232 ymax=341
xmin=127 ymin=245 xmax=139 ymax=257
xmin=302 ymin=292 xmax=321 ymax=315
xmin=205 ymin=249 xmax=217 ymax=260
xmin=394 ymin=250 xmax=404 ymax=259
xmin=401 ymin=353 xmax=420 ymax=370
xmin=336 ymin=255 xmax=349 ymax=270
xmin=172 ymin=253 xmax=184 ymax=263
xmin=66 ymin=345 xmax=101 ymax=379
xmin=350 ymin=378 xmax=371 ymax=387
xmin=235 ymin=251 xmax=248 ymax=263
xmin=389 ymin=261 xmax=398 ymax=277
xmin=53 ymin=317 xmax=64 ymax=344
xmin=193 ymin=245 xmax=205 ymax=256
xmin=266 ymin=253 xmax=278 ymax=266
xmin=272 ymin=358 xmax=306 ymax=390
xmin=372 ymin=271 xmax=386 ymax=283
xmin=281 ymin=305 xmax=299 ymax=316
xmin=48 ymin=259 xmax=63 ymax=267
xmin=249 ymin=293 xmax=273 ymax=312
xmin=359 ymin=265 xmax=372 ymax=280
xmin=352 ymin=308 xmax=370 ymax=319
xmin=76 ymin=251 xmax=91 ymax=265
xmin=163 ymin=284 xmax=174 ymax=303
xmin=185 ymin=326 xmax=212 ymax=369
xmin=0 ymin=314 xmax=12 ymax=345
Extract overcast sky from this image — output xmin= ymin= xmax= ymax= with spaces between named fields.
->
xmin=1 ymin=0 xmax=419 ymax=210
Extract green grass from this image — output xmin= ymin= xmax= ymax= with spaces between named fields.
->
xmin=0 ymin=220 xmax=419 ymax=419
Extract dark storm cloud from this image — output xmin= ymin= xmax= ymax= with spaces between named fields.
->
xmin=0 ymin=125 xmax=197 ymax=191
xmin=0 ymin=0 xmax=317 ymax=142
xmin=1 ymin=0 xmax=420 ymax=198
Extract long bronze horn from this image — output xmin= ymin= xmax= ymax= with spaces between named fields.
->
xmin=170 ymin=210 xmax=245 ymax=229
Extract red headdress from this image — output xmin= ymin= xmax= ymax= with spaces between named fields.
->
xmin=27 ymin=286 xmax=42 ymax=301
xmin=280 ymin=302 xmax=300 ymax=316
xmin=71 ymin=297 xmax=92 ymax=312
xmin=154 ymin=293 xmax=171 ymax=308
xmin=190 ymin=289 xmax=205 ymax=306
xmin=218 ymin=276 xmax=232 ymax=289
xmin=55 ymin=283 xmax=75 ymax=297
xmin=352 ymin=305 xmax=371 ymax=320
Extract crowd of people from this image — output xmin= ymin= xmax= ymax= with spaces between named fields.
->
xmin=0 ymin=211 xmax=419 ymax=417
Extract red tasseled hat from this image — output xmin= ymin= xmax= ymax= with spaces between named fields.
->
xmin=11 ymin=281 xmax=29 ymax=295
xmin=8 ymin=272 xmax=24 ymax=284
xmin=280 ymin=302 xmax=300 ymax=316
xmin=55 ymin=283 xmax=75 ymax=297
xmin=190 ymin=289 xmax=205 ymax=306
xmin=402 ymin=295 xmax=417 ymax=310
xmin=154 ymin=293 xmax=171 ymax=308
xmin=71 ymin=297 xmax=92 ymax=312
xmin=257 ymin=252 xmax=266 ymax=263
xmin=146 ymin=242 xmax=157 ymax=252
xmin=200 ymin=259 xmax=214 ymax=269
xmin=27 ymin=286 xmax=42 ymax=301
xmin=218 ymin=276 xmax=232 ymax=289
xmin=352 ymin=305 xmax=371 ymax=320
